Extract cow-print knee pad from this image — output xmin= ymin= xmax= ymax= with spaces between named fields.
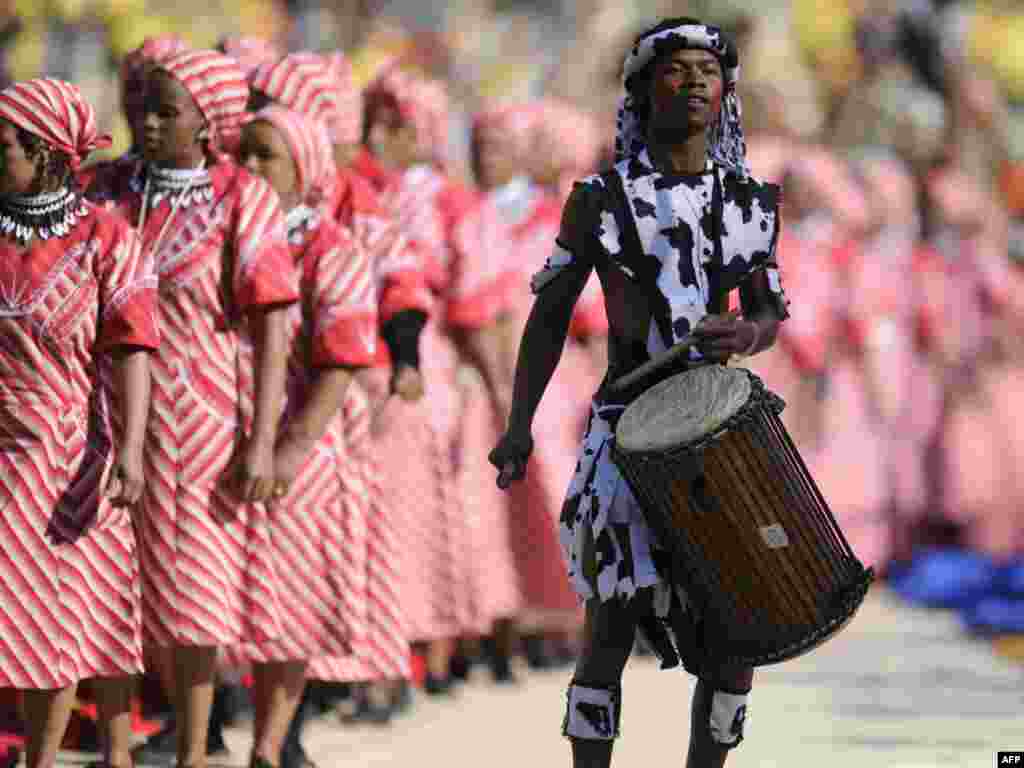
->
xmin=706 ymin=686 xmax=750 ymax=748
xmin=562 ymin=681 xmax=622 ymax=741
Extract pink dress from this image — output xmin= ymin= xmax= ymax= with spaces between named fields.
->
xmin=924 ymin=223 xmax=1017 ymax=559
xmin=232 ymin=210 xmax=376 ymax=663
xmin=89 ymin=161 xmax=298 ymax=647
xmin=451 ymin=180 xmax=582 ymax=620
xmin=818 ymin=240 xmax=895 ymax=571
xmin=357 ymin=162 xmax=476 ymax=642
xmin=307 ymin=372 xmax=411 ymax=682
xmin=306 ymin=165 xmax=420 ymax=681
xmin=0 ymin=205 xmax=159 ymax=688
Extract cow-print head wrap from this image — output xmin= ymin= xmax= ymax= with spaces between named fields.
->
xmin=617 ymin=18 xmax=749 ymax=179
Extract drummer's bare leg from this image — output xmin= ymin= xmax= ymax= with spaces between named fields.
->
xmin=685 ymin=664 xmax=754 ymax=768
xmin=565 ymin=596 xmax=637 ymax=768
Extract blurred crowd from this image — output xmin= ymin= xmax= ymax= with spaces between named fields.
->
xmin=0 ymin=0 xmax=1023 ymax=765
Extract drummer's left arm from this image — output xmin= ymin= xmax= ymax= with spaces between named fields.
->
xmin=737 ymin=266 xmax=791 ymax=356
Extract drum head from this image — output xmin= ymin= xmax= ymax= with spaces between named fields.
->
xmin=616 ymin=366 xmax=752 ymax=453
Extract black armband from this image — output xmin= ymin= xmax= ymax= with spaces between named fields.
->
xmin=381 ymin=310 xmax=427 ymax=370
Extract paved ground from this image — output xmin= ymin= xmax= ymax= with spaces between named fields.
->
xmin=53 ymin=586 xmax=1023 ymax=768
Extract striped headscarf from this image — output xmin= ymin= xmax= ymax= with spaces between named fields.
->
xmin=157 ymin=49 xmax=249 ymax=153
xmin=534 ymin=99 xmax=602 ymax=196
xmin=472 ymin=101 xmax=537 ymax=167
xmin=219 ymin=36 xmax=282 ymax=77
xmin=366 ymin=69 xmax=450 ymax=170
xmin=120 ymin=35 xmax=190 ymax=128
xmin=617 ymin=20 xmax=748 ymax=178
xmin=247 ymin=105 xmax=333 ymax=205
xmin=0 ymin=79 xmax=111 ymax=171
xmin=248 ymin=53 xmax=343 ymax=139
xmin=325 ymin=51 xmax=363 ymax=145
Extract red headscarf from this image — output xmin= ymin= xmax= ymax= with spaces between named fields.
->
xmin=529 ymin=99 xmax=602 ymax=199
xmin=248 ymin=53 xmax=343 ymax=139
xmin=157 ymin=49 xmax=249 ymax=154
xmin=120 ymin=35 xmax=190 ymax=126
xmin=219 ymin=36 xmax=282 ymax=77
xmin=247 ymin=105 xmax=333 ymax=205
xmin=366 ymin=69 xmax=450 ymax=170
xmin=0 ymin=78 xmax=111 ymax=171
xmin=472 ymin=101 xmax=537 ymax=166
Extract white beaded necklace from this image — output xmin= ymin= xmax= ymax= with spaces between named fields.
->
xmin=0 ymin=187 xmax=88 ymax=245
xmin=137 ymin=159 xmax=208 ymax=260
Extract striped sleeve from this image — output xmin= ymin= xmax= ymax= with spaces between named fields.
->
xmin=446 ymin=200 xmax=518 ymax=329
xmin=308 ymin=223 xmax=378 ymax=368
xmin=354 ymin=210 xmax=433 ymax=321
xmin=231 ymin=172 xmax=300 ymax=310
xmin=95 ymin=214 xmax=159 ymax=352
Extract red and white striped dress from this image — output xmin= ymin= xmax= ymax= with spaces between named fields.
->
xmin=0 ymin=206 xmax=159 ymax=688
xmin=89 ymin=161 xmax=298 ymax=647
xmin=307 ymin=163 xmax=424 ymax=681
xmin=451 ymin=180 xmax=585 ymax=622
xmin=232 ymin=208 xmax=376 ymax=663
xmin=361 ymin=161 xmax=480 ymax=641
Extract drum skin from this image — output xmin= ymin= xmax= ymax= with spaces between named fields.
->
xmin=612 ymin=366 xmax=873 ymax=669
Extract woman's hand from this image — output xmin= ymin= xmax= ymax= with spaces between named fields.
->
xmin=104 ymin=445 xmax=144 ymax=508
xmin=391 ymin=363 xmax=425 ymax=402
xmin=232 ymin=435 xmax=276 ymax=503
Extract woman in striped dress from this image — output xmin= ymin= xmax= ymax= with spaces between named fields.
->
xmin=234 ymin=104 xmax=377 ymax=767
xmin=0 ymin=79 xmax=158 ymax=768
xmin=461 ymin=101 xmax=599 ymax=673
xmin=85 ymin=49 xmax=298 ymax=768
xmin=244 ymin=51 xmax=418 ymax=728
xmin=360 ymin=69 xmax=503 ymax=691
xmin=78 ymin=35 xmax=190 ymax=194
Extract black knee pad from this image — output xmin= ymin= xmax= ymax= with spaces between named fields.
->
xmin=699 ymin=682 xmax=750 ymax=749
xmin=562 ymin=681 xmax=622 ymax=741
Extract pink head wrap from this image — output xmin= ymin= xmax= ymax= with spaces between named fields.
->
xmin=472 ymin=102 xmax=537 ymax=167
xmin=366 ymin=69 xmax=450 ymax=170
xmin=0 ymin=78 xmax=111 ymax=171
xmin=248 ymin=53 xmax=344 ymax=140
xmin=219 ymin=36 xmax=282 ymax=77
xmin=532 ymin=100 xmax=601 ymax=197
xmin=157 ymin=49 xmax=249 ymax=153
xmin=783 ymin=147 xmax=872 ymax=235
xmin=120 ymin=35 xmax=190 ymax=126
xmin=325 ymin=51 xmax=363 ymax=145
xmin=247 ymin=105 xmax=333 ymax=205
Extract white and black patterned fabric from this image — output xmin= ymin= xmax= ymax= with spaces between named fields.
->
xmin=531 ymin=149 xmax=785 ymax=671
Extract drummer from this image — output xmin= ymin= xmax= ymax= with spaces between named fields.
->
xmin=491 ymin=17 xmax=789 ymax=768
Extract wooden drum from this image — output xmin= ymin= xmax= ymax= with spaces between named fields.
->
xmin=611 ymin=364 xmax=872 ymax=668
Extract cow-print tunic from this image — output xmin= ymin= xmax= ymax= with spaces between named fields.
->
xmin=531 ymin=149 xmax=785 ymax=663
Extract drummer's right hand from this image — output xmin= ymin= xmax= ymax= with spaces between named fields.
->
xmin=489 ymin=428 xmax=534 ymax=490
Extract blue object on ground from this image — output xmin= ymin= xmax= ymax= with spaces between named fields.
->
xmin=995 ymin=558 xmax=1024 ymax=597
xmin=961 ymin=596 xmax=1024 ymax=634
xmin=887 ymin=548 xmax=998 ymax=610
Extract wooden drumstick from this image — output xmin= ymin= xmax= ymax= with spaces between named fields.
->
xmin=609 ymin=333 xmax=698 ymax=394
xmin=609 ymin=311 xmax=741 ymax=394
